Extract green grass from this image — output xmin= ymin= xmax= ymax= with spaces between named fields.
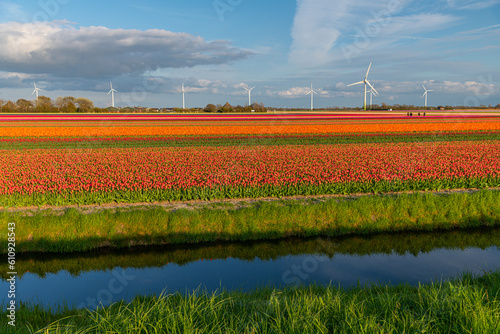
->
xmin=2 ymin=269 xmax=500 ymax=333
xmin=2 ymin=130 xmax=499 ymax=150
xmin=2 ymin=189 xmax=499 ymax=254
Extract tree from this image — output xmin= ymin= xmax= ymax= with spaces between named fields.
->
xmin=204 ymin=104 xmax=217 ymax=113
xmin=75 ymin=97 xmax=94 ymax=113
xmin=251 ymin=102 xmax=267 ymax=113
xmin=55 ymin=96 xmax=77 ymax=113
xmin=16 ymin=99 xmax=33 ymax=112
xmin=3 ymin=101 xmax=15 ymax=112
xmin=35 ymin=96 xmax=53 ymax=112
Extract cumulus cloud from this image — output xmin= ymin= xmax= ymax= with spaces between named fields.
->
xmin=0 ymin=72 xmax=32 ymax=88
xmin=269 ymin=86 xmax=329 ymax=98
xmin=427 ymin=79 xmax=499 ymax=96
xmin=180 ymin=79 xmax=227 ymax=94
xmin=331 ymin=78 xmax=499 ymax=99
xmin=0 ymin=21 xmax=253 ymax=79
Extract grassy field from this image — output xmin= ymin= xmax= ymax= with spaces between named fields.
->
xmin=2 ymin=269 xmax=499 ymax=333
xmin=2 ymin=189 xmax=499 ymax=254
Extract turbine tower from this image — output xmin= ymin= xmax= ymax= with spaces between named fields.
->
xmin=367 ymin=89 xmax=377 ymax=109
xmin=107 ymin=82 xmax=117 ymax=108
xmin=305 ymin=83 xmax=318 ymax=111
xmin=347 ymin=62 xmax=378 ymax=111
xmin=181 ymin=82 xmax=187 ymax=109
xmin=32 ymin=82 xmax=42 ymax=102
xmin=243 ymin=85 xmax=256 ymax=106
xmin=422 ymin=84 xmax=433 ymax=108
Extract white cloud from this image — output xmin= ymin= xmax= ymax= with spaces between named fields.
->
xmin=269 ymin=86 xmax=329 ymax=98
xmin=289 ymin=0 xmax=344 ymax=67
xmin=181 ymin=79 xmax=227 ymax=94
xmin=289 ymin=0 xmax=458 ymax=67
xmin=333 ymin=78 xmax=499 ymax=98
xmin=0 ymin=21 xmax=253 ymax=79
xmin=446 ymin=0 xmax=500 ymax=10
xmin=431 ymin=80 xmax=499 ymax=96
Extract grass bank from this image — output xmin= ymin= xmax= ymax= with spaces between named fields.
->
xmin=2 ymin=270 xmax=500 ymax=333
xmin=2 ymin=189 xmax=499 ymax=254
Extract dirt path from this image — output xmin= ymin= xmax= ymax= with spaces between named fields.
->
xmin=2 ymin=187 xmax=498 ymax=215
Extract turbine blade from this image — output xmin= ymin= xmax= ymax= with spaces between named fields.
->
xmin=422 ymin=84 xmax=426 ymax=90
xmin=422 ymin=92 xmax=426 ymax=97
xmin=366 ymin=81 xmax=378 ymax=94
xmin=365 ymin=62 xmax=372 ymax=79
xmin=347 ymin=81 xmax=364 ymax=87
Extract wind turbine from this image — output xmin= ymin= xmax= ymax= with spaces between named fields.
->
xmin=181 ymin=82 xmax=187 ymax=109
xmin=367 ymin=89 xmax=378 ymax=109
xmin=32 ymin=81 xmax=42 ymax=102
xmin=422 ymin=84 xmax=433 ymax=108
xmin=243 ymin=85 xmax=256 ymax=106
xmin=305 ymin=83 xmax=318 ymax=111
xmin=107 ymin=82 xmax=117 ymax=108
xmin=347 ymin=62 xmax=378 ymax=111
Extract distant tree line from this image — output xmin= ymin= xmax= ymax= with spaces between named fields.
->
xmin=0 ymin=97 xmax=498 ymax=113
xmin=204 ymin=102 xmax=267 ymax=113
xmin=271 ymin=103 xmax=500 ymax=111
xmin=0 ymin=96 xmax=270 ymax=113
xmin=0 ymin=96 xmax=106 ymax=113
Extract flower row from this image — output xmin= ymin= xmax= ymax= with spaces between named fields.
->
xmin=1 ymin=141 xmax=498 ymax=196
xmin=2 ymin=120 xmax=500 ymax=137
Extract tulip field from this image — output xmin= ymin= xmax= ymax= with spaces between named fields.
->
xmin=1 ymin=112 xmax=500 ymax=206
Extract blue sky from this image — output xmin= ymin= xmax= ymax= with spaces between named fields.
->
xmin=0 ymin=0 xmax=499 ymax=108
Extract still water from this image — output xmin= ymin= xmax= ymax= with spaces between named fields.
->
xmin=2 ymin=227 xmax=500 ymax=309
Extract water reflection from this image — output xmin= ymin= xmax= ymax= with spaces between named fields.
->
xmin=2 ymin=227 xmax=500 ymax=309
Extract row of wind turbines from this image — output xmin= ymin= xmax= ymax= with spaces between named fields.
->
xmin=31 ymin=63 xmax=434 ymax=110
xmin=103 ymin=81 xmax=255 ymax=109
xmin=308 ymin=62 xmax=434 ymax=110
xmin=347 ymin=62 xmax=433 ymax=110
xmin=31 ymin=81 xmax=121 ymax=108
